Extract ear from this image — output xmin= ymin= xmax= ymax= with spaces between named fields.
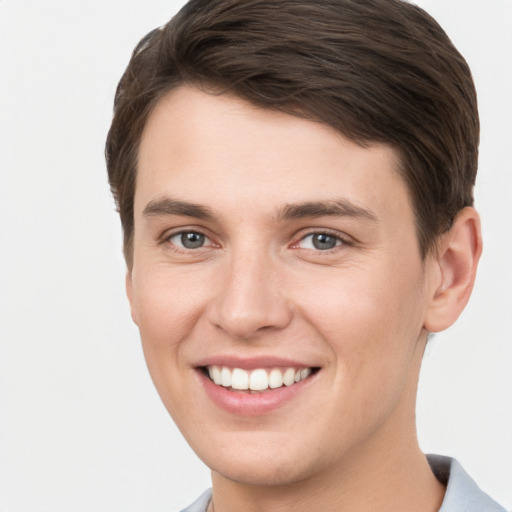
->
xmin=125 ymin=270 xmax=140 ymax=326
xmin=423 ymin=207 xmax=482 ymax=333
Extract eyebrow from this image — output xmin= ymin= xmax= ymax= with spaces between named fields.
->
xmin=275 ymin=199 xmax=378 ymax=223
xmin=142 ymin=196 xmax=377 ymax=223
xmin=143 ymin=197 xmax=216 ymax=220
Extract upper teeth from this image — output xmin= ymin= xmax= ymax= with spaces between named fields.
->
xmin=207 ymin=366 xmax=312 ymax=391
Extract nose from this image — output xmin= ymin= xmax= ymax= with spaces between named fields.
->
xmin=207 ymin=251 xmax=293 ymax=339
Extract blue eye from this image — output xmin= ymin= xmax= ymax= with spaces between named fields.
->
xmin=169 ymin=231 xmax=207 ymax=249
xmin=298 ymin=233 xmax=342 ymax=250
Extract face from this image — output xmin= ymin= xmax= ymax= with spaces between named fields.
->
xmin=128 ymin=86 xmax=436 ymax=487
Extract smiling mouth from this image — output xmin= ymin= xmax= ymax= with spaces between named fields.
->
xmin=201 ymin=365 xmax=318 ymax=392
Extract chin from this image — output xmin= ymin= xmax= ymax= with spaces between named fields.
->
xmin=190 ymin=430 xmax=325 ymax=487
xmin=210 ymin=455 xmax=316 ymax=487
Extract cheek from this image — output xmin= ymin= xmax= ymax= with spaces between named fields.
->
xmin=298 ymin=264 xmax=424 ymax=337
xmin=294 ymin=259 xmax=426 ymax=387
xmin=130 ymin=272 xmax=204 ymax=418
xmin=131 ymin=267 xmax=208 ymax=349
xmin=129 ymin=269 xmax=210 ymax=412
xmin=299 ymin=268 xmax=426 ymax=450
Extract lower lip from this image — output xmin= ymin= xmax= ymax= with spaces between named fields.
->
xmin=197 ymin=370 xmax=317 ymax=416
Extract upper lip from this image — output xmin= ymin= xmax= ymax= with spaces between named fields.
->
xmin=194 ymin=355 xmax=320 ymax=370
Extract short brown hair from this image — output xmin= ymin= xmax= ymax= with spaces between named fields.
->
xmin=106 ymin=0 xmax=479 ymax=267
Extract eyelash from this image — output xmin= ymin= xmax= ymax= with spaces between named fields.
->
xmin=162 ymin=229 xmax=215 ymax=251
xmin=292 ymin=230 xmax=351 ymax=252
xmin=161 ymin=228 xmax=351 ymax=254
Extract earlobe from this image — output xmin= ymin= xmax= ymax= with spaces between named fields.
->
xmin=423 ymin=207 xmax=482 ymax=333
xmin=125 ymin=270 xmax=139 ymax=326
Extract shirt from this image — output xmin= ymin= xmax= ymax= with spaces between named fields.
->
xmin=180 ymin=455 xmax=507 ymax=512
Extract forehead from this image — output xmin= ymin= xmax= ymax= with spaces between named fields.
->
xmin=136 ymin=86 xmax=412 ymax=226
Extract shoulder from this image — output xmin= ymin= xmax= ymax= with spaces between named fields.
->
xmin=179 ymin=489 xmax=212 ymax=512
xmin=427 ymin=454 xmax=508 ymax=512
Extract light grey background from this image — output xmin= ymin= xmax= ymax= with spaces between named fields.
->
xmin=0 ymin=1 xmax=510 ymax=511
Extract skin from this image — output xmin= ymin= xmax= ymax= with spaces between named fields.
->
xmin=127 ymin=86 xmax=481 ymax=512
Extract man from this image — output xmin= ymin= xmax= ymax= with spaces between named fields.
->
xmin=105 ymin=1 xmax=507 ymax=510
